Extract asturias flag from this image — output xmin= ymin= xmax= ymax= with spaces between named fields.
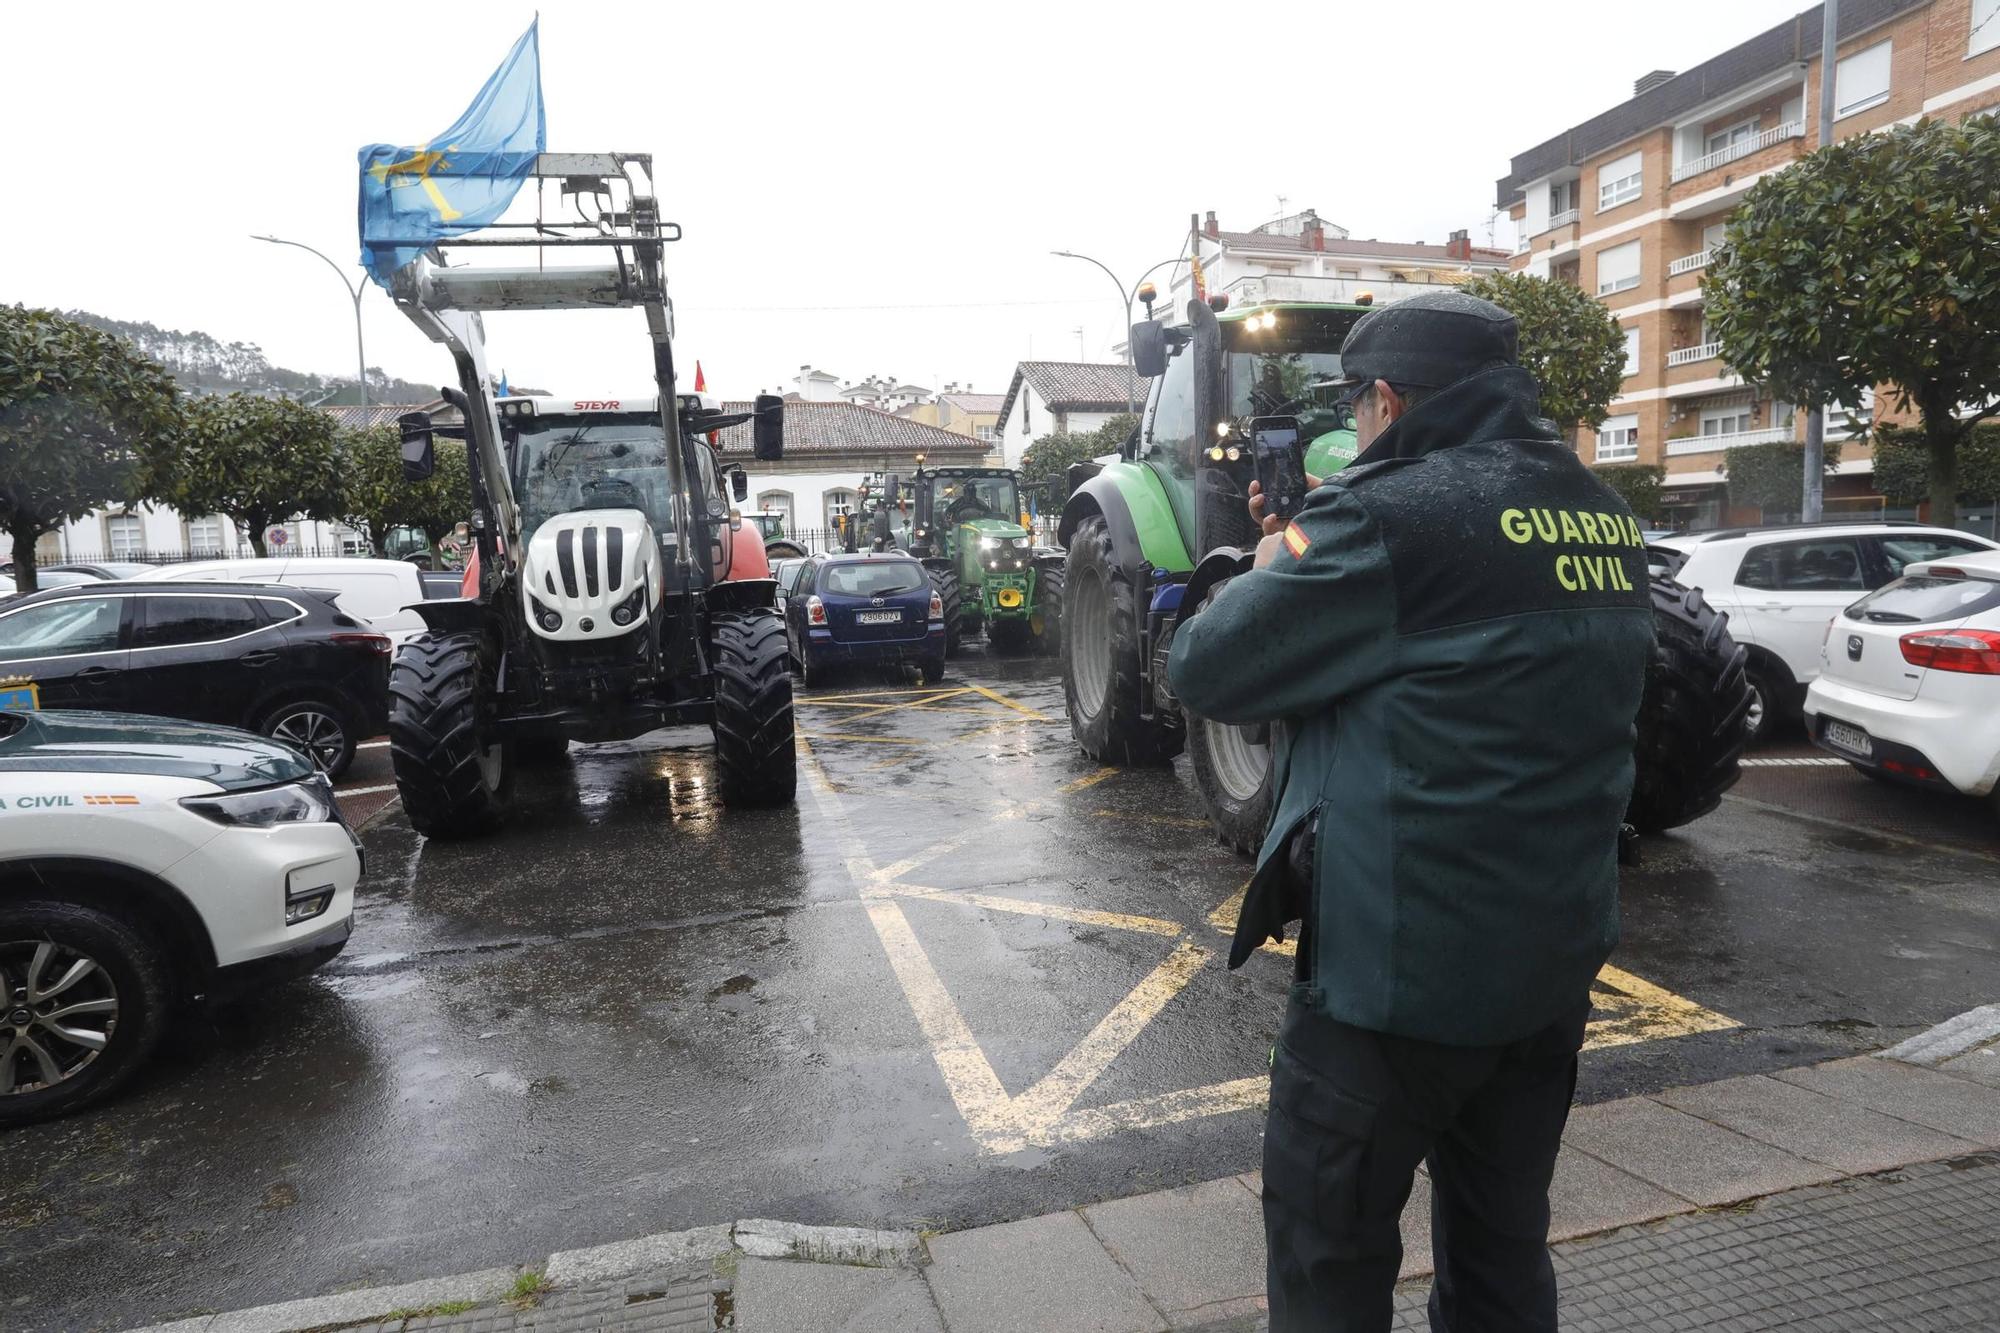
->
xmin=357 ymin=19 xmax=545 ymax=290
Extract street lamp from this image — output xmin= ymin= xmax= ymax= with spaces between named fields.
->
xmin=1050 ymin=251 xmax=1183 ymax=411
xmin=252 ymin=234 xmax=370 ymax=406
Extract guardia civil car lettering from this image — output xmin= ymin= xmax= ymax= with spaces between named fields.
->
xmin=0 ymin=710 xmax=360 ymax=1125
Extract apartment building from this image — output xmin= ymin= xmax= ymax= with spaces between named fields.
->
xmin=1497 ymin=0 xmax=2000 ymax=528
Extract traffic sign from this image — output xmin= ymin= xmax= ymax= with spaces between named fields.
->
xmin=267 ymin=526 xmax=290 ymax=549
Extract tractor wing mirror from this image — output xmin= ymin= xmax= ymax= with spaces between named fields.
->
xmin=399 ymin=412 xmax=436 ymax=482
xmin=753 ymin=394 xmax=784 ymax=461
xmin=730 ymin=468 xmax=749 ymax=502
xmin=1131 ymin=320 xmax=1170 ymax=379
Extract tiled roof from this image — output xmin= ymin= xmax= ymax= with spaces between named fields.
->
xmin=994 ymin=362 xmax=1142 ymax=436
xmin=714 ymin=400 xmax=987 ymax=460
xmin=940 ymin=393 xmax=1005 ymax=415
xmin=319 ymin=402 xmax=448 ymax=430
xmin=1213 ymin=231 xmax=1511 ymax=264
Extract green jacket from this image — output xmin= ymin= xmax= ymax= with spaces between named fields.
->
xmin=1168 ymin=366 xmax=1653 ymax=1045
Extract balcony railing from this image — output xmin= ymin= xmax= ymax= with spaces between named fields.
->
xmin=1665 ymin=425 xmax=1794 ymax=456
xmin=1666 ymin=341 xmax=1723 ymax=368
xmin=1547 ymin=207 xmax=1580 ymax=230
xmin=1668 ymin=249 xmax=1713 ymax=276
xmin=1671 ymin=121 xmax=1805 ymax=183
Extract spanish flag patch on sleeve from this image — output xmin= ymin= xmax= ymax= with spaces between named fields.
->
xmin=1282 ymin=522 xmax=1311 ymax=559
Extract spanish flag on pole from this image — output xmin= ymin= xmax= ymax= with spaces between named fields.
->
xmin=693 ymin=361 xmax=707 ymax=393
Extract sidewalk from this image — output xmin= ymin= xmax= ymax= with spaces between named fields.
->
xmin=134 ymin=1031 xmax=2000 ymax=1333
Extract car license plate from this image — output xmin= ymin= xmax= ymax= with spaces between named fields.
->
xmin=856 ymin=610 xmax=901 ymax=625
xmin=1824 ymin=719 xmax=1873 ymax=758
xmin=0 ymin=680 xmax=39 ymax=712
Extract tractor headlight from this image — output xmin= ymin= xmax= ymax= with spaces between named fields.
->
xmin=530 ymin=594 xmax=561 ymax=633
xmin=181 ymin=778 xmax=335 ymax=827
xmin=610 ymin=585 xmax=645 ymax=627
xmin=1011 ymin=537 xmax=1030 ymax=549
xmin=980 ymin=537 xmax=999 ymax=550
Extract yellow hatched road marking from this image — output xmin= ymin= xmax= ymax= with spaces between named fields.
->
xmin=1058 ymin=767 xmax=1119 ymax=795
xmin=884 ymin=884 xmax=1184 ymax=937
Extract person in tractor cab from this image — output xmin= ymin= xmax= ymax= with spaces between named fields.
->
xmin=1167 ymin=291 xmax=1654 ymax=1332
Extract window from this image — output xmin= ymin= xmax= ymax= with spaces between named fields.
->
xmin=1734 ymin=538 xmax=1866 ymax=592
xmin=1705 ymin=119 xmax=1758 ymax=156
xmin=823 ymin=489 xmax=856 ymax=532
xmin=1622 ymin=328 xmax=1641 ymax=379
xmin=1876 ymin=534 xmax=1993 ymax=579
xmin=1335 ymin=267 xmax=1362 ymax=279
xmin=187 ymin=515 xmax=227 ymax=555
xmin=105 ymin=514 xmax=144 ymax=559
xmin=1548 ymin=180 xmax=1577 ymax=216
xmin=1850 ymin=572 xmax=2000 ymax=623
xmin=135 ymin=595 xmax=261 ymax=649
xmin=1702 ymin=221 xmax=1729 ymax=253
xmin=1597 ymin=414 xmax=1640 ymax=462
xmin=1596 ymin=240 xmax=1642 ymax=296
xmin=1597 ymin=151 xmax=1642 ymax=211
xmin=1700 ymin=405 xmax=1754 ymax=437
xmin=821 ymin=561 xmax=927 ymax=597
xmin=1976 ymin=0 xmax=2000 ymax=57
xmin=0 ymin=597 xmax=124 ymax=662
xmin=1835 ymin=40 xmax=1892 ymax=119
xmin=974 ymin=425 xmax=996 ymax=443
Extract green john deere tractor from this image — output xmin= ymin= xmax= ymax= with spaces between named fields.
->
xmin=1057 ymin=297 xmax=1750 ymax=855
xmin=906 ymin=466 xmax=1062 ymax=656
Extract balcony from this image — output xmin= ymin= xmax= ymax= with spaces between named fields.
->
xmin=1668 ymin=249 xmax=1713 ymax=276
xmin=1666 ymin=341 xmax=1722 ymax=368
xmin=1665 ymin=425 xmax=1794 ymax=456
xmin=1546 ymin=207 xmax=1580 ymax=231
xmin=1671 ymin=121 xmax=1805 ymax=183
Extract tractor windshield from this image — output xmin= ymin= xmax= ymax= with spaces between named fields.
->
xmin=934 ymin=475 xmax=1019 ymax=526
xmin=1224 ymin=307 xmax=1365 ymax=443
xmin=510 ymin=414 xmax=675 ymax=538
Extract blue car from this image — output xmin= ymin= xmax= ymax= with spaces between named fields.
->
xmin=786 ymin=554 xmax=946 ymax=686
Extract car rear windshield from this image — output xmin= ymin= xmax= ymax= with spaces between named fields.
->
xmin=1845 ymin=574 xmax=2000 ymax=624
xmin=821 ymin=562 xmax=927 ymax=597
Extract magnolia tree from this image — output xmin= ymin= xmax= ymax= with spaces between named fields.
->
xmin=0 ymin=306 xmax=181 ymax=590
xmin=1705 ymin=116 xmax=2000 ymax=527
xmin=1458 ymin=271 xmax=1628 ymax=439
xmin=168 ymin=392 xmax=344 ymax=556
xmin=1019 ymin=413 xmax=1137 ymax=503
xmin=338 ymin=424 xmax=472 ymax=555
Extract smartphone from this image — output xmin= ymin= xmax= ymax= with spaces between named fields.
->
xmin=1251 ymin=418 xmax=1309 ymax=524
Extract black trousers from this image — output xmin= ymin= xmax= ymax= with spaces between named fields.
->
xmin=1262 ymin=995 xmax=1590 ymax=1333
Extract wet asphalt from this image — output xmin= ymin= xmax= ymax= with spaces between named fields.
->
xmin=2 ymin=651 xmax=1997 ymax=1331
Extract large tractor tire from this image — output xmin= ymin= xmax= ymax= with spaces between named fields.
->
xmin=1628 ymin=576 xmax=1753 ymax=834
xmin=765 ymin=539 xmax=809 ymax=561
xmin=1062 ymin=514 xmax=1182 ymax=765
xmin=928 ymin=566 xmax=964 ymax=657
xmin=388 ymin=631 xmax=511 ymax=838
xmin=711 ymin=610 xmax=797 ymax=808
xmin=1031 ymin=561 xmax=1065 ymax=657
xmin=1184 ymin=579 xmax=1272 ymax=856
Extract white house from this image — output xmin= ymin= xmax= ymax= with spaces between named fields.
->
xmin=1167 ymin=208 xmax=1514 ymax=312
xmin=715 ymin=399 xmax=989 ymax=548
xmin=991 ymin=362 xmax=1144 ymax=467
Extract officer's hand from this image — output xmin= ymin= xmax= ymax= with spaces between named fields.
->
xmin=1253 ymin=531 xmax=1285 ymax=569
xmin=1248 ymin=476 xmax=1326 ymax=537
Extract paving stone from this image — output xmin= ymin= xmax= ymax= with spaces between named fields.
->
xmin=1655 ymin=1073 xmax=1979 ymax=1174
xmin=1936 ymin=1042 xmax=2000 ymax=1091
xmin=1546 ymin=1144 xmax=1686 ymax=1242
xmin=1082 ymin=1178 xmax=1265 ymax=1319
xmin=1561 ymin=1095 xmax=1838 ymax=1206
xmin=187 ymin=1268 xmax=519 ymax=1333
xmin=924 ymin=1209 xmax=1167 ymax=1333
xmin=1398 ymin=1168 xmax=1432 ymax=1281
xmin=1777 ymin=1056 xmax=2000 ymax=1147
xmin=733 ymin=1257 xmax=943 ymax=1332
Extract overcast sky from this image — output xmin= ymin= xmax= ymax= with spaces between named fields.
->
xmin=3 ymin=0 xmax=1811 ymax=403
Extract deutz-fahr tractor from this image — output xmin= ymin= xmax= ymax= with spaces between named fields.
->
xmin=376 ymin=152 xmax=798 ymax=837
xmin=905 ymin=466 xmax=1063 ymax=656
xmin=1057 ymin=297 xmax=1750 ymax=855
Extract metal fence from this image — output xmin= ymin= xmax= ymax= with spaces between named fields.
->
xmin=18 ymin=545 xmax=382 ymax=567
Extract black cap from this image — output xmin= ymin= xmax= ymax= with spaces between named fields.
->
xmin=1331 ymin=290 xmax=1519 ymax=392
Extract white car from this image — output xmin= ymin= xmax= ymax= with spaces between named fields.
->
xmin=1804 ymin=549 xmax=2000 ymax=811
xmin=0 ymin=709 xmax=360 ymax=1124
xmin=1651 ymin=524 xmax=1998 ymax=740
xmin=148 ymin=556 xmax=428 ymax=645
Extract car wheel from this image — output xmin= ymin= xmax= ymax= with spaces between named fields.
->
xmin=1743 ymin=664 xmax=1781 ymax=744
xmin=799 ymin=647 xmax=825 ymax=690
xmin=260 ymin=697 xmax=359 ymax=778
xmin=0 ymin=900 xmax=173 ymax=1127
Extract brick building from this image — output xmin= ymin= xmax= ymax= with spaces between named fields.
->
xmin=1497 ymin=0 xmax=2000 ymax=529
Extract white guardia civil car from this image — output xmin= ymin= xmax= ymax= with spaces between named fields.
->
xmin=1805 ymin=549 xmax=2000 ymax=812
xmin=0 ymin=709 xmax=360 ymax=1124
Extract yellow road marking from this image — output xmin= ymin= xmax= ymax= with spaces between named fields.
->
xmin=796 ymin=731 xmax=928 ymax=746
xmin=1587 ymin=963 xmax=1740 ymax=1049
xmin=1040 ymin=1076 xmax=1269 ymax=1148
xmin=963 ymin=683 xmax=1053 ymax=722
xmin=1206 ymin=885 xmax=1297 ymax=958
xmin=1058 ymin=767 xmax=1119 ymax=795
xmin=884 ymin=884 xmax=1184 ymax=937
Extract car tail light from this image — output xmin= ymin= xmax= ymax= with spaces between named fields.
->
xmin=929 ymin=592 xmax=944 ymax=618
xmin=806 ymin=595 xmax=827 ymax=626
xmin=1899 ymin=628 xmax=2000 ymax=674
xmin=330 ymin=632 xmax=393 ymax=656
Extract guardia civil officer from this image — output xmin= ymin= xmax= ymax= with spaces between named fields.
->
xmin=1168 ymin=291 xmax=1654 ymax=1332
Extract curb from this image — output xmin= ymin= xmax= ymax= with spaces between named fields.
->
xmin=1875 ymin=1001 xmax=2000 ymax=1067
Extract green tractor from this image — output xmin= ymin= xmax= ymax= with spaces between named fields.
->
xmin=1057 ymin=297 xmax=1750 ymax=854
xmin=906 ymin=465 xmax=1062 ymax=656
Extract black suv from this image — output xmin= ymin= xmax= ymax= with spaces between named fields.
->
xmin=0 ymin=582 xmax=390 ymax=776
